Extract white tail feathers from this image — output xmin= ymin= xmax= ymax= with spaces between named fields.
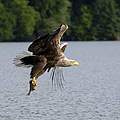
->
xmin=13 ymin=51 xmax=33 ymax=68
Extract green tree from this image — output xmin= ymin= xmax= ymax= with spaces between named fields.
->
xmin=29 ymin=0 xmax=71 ymax=36
xmin=0 ymin=2 xmax=16 ymax=41
xmin=71 ymin=3 xmax=92 ymax=41
xmin=91 ymin=0 xmax=120 ymax=40
xmin=10 ymin=0 xmax=40 ymax=40
xmin=0 ymin=0 xmax=120 ymax=41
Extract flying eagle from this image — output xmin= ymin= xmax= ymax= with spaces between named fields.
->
xmin=14 ymin=24 xmax=79 ymax=95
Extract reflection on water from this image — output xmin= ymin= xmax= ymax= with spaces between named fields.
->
xmin=0 ymin=42 xmax=120 ymax=120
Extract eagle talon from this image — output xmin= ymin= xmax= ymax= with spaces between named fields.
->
xmin=32 ymin=77 xmax=37 ymax=86
xmin=31 ymin=78 xmax=37 ymax=91
xmin=27 ymin=78 xmax=37 ymax=95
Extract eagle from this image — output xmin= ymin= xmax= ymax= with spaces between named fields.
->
xmin=14 ymin=24 xmax=79 ymax=95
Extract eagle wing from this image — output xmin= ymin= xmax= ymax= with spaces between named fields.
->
xmin=28 ymin=33 xmax=50 ymax=55
xmin=28 ymin=24 xmax=68 ymax=56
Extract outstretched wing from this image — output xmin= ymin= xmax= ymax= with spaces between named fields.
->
xmin=28 ymin=24 xmax=68 ymax=56
xmin=30 ymin=56 xmax=47 ymax=79
xmin=28 ymin=33 xmax=50 ymax=55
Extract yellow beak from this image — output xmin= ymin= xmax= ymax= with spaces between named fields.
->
xmin=73 ymin=61 xmax=79 ymax=66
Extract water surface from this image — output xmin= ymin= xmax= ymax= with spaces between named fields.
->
xmin=0 ymin=42 xmax=120 ymax=120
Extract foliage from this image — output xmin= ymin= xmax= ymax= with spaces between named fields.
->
xmin=0 ymin=0 xmax=120 ymax=41
xmin=0 ymin=2 xmax=16 ymax=41
xmin=9 ymin=0 xmax=40 ymax=41
xmin=91 ymin=0 xmax=120 ymax=40
xmin=29 ymin=0 xmax=71 ymax=35
xmin=71 ymin=5 xmax=92 ymax=41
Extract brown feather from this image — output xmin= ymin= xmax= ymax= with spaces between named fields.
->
xmin=30 ymin=56 xmax=47 ymax=78
xmin=60 ymin=43 xmax=67 ymax=53
xmin=28 ymin=24 xmax=68 ymax=57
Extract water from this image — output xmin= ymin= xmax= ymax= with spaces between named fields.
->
xmin=0 ymin=42 xmax=120 ymax=120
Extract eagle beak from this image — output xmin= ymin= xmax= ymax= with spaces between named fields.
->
xmin=73 ymin=61 xmax=79 ymax=66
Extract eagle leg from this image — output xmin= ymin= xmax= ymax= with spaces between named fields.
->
xmin=27 ymin=77 xmax=37 ymax=96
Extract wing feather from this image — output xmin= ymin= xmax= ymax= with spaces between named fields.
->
xmin=28 ymin=24 xmax=68 ymax=56
xmin=28 ymin=33 xmax=49 ymax=55
xmin=60 ymin=43 xmax=68 ymax=53
xmin=30 ymin=56 xmax=47 ymax=79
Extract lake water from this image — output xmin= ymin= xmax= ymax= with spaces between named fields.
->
xmin=0 ymin=42 xmax=120 ymax=120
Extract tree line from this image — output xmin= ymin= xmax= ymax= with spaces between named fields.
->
xmin=0 ymin=0 xmax=120 ymax=41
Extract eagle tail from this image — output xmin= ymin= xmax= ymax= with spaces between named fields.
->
xmin=13 ymin=51 xmax=33 ymax=68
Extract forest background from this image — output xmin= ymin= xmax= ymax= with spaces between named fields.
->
xmin=0 ymin=0 xmax=120 ymax=42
